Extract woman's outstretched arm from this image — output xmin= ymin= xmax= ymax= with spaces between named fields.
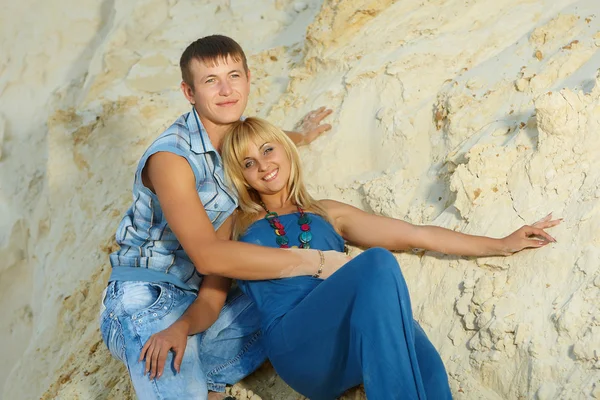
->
xmin=322 ymin=200 xmax=561 ymax=257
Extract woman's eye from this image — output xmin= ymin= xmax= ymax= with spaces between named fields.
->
xmin=244 ymin=160 xmax=254 ymax=168
xmin=264 ymin=147 xmax=273 ymax=155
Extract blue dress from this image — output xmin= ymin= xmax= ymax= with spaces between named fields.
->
xmin=239 ymin=213 xmax=452 ymax=400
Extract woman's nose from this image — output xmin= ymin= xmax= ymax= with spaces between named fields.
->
xmin=257 ymin=159 xmax=268 ymax=172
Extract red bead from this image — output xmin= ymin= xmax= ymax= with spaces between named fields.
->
xmin=280 ymin=244 xmax=290 ymax=248
xmin=300 ymin=223 xmax=310 ymax=231
xmin=274 ymin=222 xmax=284 ymax=230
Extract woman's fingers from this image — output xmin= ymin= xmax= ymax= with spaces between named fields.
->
xmin=542 ymin=212 xmax=552 ymax=221
xmin=533 ymin=212 xmax=552 ymax=225
xmin=532 ymin=219 xmax=561 ymax=229
xmin=523 ymin=238 xmax=550 ymax=249
xmin=539 ymin=218 xmax=562 ymax=229
xmin=524 ymin=226 xmax=556 ymax=243
xmin=532 ymin=213 xmax=563 ymax=229
xmin=505 ymin=219 xmax=561 ymax=254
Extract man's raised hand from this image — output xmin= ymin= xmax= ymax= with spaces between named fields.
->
xmin=294 ymin=106 xmax=333 ymax=145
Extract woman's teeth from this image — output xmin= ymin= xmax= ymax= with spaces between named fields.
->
xmin=263 ymin=169 xmax=278 ymax=181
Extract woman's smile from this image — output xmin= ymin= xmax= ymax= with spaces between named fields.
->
xmin=262 ymin=168 xmax=279 ymax=182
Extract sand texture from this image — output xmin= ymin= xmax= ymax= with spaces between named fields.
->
xmin=1 ymin=0 xmax=599 ymax=399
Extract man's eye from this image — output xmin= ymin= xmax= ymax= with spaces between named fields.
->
xmin=231 ymin=73 xmax=240 ymax=78
xmin=205 ymin=78 xmax=215 ymax=84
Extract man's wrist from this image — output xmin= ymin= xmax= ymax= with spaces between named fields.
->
xmin=300 ymin=249 xmax=321 ymax=276
xmin=283 ymin=130 xmax=306 ymax=146
xmin=286 ymin=248 xmax=317 ymax=277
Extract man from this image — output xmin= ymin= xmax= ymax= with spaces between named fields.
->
xmin=99 ymin=35 xmax=347 ymax=400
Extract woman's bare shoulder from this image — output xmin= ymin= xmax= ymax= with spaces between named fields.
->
xmin=316 ymin=199 xmax=348 ymax=217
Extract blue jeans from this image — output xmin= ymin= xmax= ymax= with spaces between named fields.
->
xmin=100 ymin=281 xmax=266 ymax=399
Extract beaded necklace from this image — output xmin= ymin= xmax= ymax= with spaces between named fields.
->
xmin=260 ymin=202 xmax=312 ymax=249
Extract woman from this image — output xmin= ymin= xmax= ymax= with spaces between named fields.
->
xmin=141 ymin=117 xmax=559 ymax=399
xmin=217 ymin=117 xmax=560 ymax=399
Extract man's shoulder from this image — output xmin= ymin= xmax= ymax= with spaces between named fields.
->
xmin=170 ymin=112 xmax=192 ymax=131
xmin=150 ymin=112 xmax=194 ymax=151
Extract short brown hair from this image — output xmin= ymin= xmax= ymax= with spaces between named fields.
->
xmin=180 ymin=35 xmax=248 ymax=88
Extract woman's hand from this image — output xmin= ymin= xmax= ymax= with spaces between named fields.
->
xmin=500 ymin=213 xmax=562 ymax=255
xmin=139 ymin=321 xmax=189 ymax=379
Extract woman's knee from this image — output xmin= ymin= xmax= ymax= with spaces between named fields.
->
xmin=359 ymin=248 xmax=404 ymax=281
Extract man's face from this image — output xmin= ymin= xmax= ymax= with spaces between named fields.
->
xmin=182 ymin=56 xmax=250 ymax=127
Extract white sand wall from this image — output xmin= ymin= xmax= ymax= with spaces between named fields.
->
xmin=1 ymin=0 xmax=599 ymax=398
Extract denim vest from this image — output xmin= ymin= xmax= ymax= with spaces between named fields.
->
xmin=109 ymin=108 xmax=238 ymax=291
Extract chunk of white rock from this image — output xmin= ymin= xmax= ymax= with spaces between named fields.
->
xmin=515 ymin=78 xmax=529 ymax=92
xmin=536 ymin=382 xmax=557 ymax=400
xmin=294 ymin=2 xmax=308 ymax=12
xmin=0 ymin=114 xmax=5 ymax=161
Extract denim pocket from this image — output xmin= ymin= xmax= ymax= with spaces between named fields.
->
xmin=121 ymin=282 xmax=161 ymax=314
xmin=99 ymin=287 xmax=108 ymax=317
xmin=125 ymin=282 xmax=177 ymax=325
xmin=100 ymin=312 xmax=127 ymax=363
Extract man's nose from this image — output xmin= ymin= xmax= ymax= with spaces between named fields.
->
xmin=219 ymin=80 xmax=233 ymax=96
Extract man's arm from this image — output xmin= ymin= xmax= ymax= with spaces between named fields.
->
xmin=139 ymin=217 xmax=233 ymax=379
xmin=284 ymin=106 xmax=333 ymax=146
xmin=173 ymin=216 xmax=234 ymax=336
xmin=139 ymin=274 xmax=231 ymax=379
xmin=145 ymin=152 xmax=348 ymax=280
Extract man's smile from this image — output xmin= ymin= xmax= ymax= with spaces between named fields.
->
xmin=216 ymin=100 xmax=238 ymax=107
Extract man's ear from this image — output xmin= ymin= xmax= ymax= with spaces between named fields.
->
xmin=181 ymin=81 xmax=195 ymax=104
xmin=246 ymin=69 xmax=252 ymax=84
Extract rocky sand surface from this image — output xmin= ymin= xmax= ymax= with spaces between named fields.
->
xmin=1 ymin=0 xmax=599 ymax=398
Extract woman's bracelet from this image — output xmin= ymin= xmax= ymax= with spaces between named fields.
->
xmin=313 ymin=250 xmax=325 ymax=278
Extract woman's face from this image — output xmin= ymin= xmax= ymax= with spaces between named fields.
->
xmin=241 ymin=139 xmax=291 ymax=196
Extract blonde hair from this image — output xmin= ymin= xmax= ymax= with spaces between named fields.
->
xmin=221 ymin=117 xmax=329 ymax=239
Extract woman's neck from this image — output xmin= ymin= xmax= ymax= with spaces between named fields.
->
xmin=259 ymin=193 xmax=295 ymax=213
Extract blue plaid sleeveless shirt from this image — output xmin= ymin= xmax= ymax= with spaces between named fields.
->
xmin=108 ymin=108 xmax=237 ymax=291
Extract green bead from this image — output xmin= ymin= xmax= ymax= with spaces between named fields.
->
xmin=265 ymin=211 xmax=279 ymax=220
xmin=298 ymin=215 xmax=312 ymax=225
xmin=299 ymin=231 xmax=312 ymax=243
xmin=276 ymin=236 xmax=289 ymax=245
